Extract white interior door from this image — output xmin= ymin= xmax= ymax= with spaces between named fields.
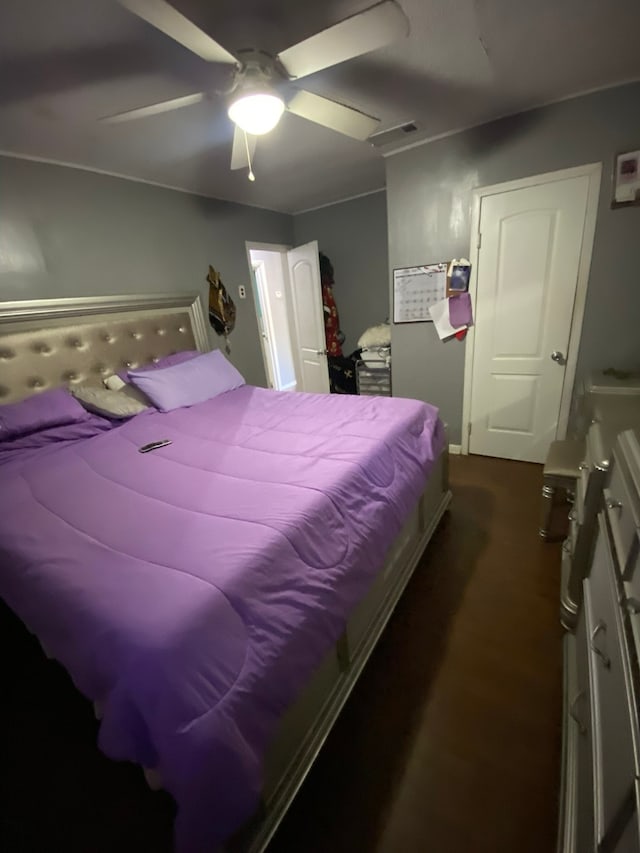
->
xmin=469 ymin=174 xmax=591 ymax=463
xmin=286 ymin=240 xmax=330 ymax=394
xmin=251 ymin=263 xmax=277 ymax=389
xmin=250 ymin=252 xmax=297 ymax=392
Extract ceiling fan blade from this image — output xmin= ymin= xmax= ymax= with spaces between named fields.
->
xmin=287 ymin=90 xmax=379 ymax=140
xmin=119 ymin=0 xmax=238 ymax=64
xmin=230 ymin=125 xmax=257 ymax=171
xmin=100 ymin=92 xmax=205 ymax=123
xmin=278 ymin=0 xmax=409 ymax=80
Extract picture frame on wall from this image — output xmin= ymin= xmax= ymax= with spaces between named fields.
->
xmin=612 ymin=149 xmax=640 ymax=208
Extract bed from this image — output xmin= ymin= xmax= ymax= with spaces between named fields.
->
xmin=0 ymin=292 xmax=451 ymax=852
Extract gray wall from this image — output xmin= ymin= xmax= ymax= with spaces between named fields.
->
xmin=0 ymin=156 xmax=293 ymax=386
xmin=387 ymin=82 xmax=640 ymax=443
xmin=294 ymin=190 xmax=388 ymax=353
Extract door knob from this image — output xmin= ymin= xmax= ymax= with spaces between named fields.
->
xmin=551 ymin=351 xmax=565 ymax=364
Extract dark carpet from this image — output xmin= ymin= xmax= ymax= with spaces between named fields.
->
xmin=1 ymin=455 xmax=562 ymax=852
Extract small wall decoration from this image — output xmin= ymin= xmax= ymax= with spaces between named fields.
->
xmin=612 ymin=149 xmax=640 ymax=208
xmin=207 ymin=265 xmax=236 ymax=353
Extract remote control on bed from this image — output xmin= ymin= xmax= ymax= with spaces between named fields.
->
xmin=138 ymin=440 xmax=172 ymax=453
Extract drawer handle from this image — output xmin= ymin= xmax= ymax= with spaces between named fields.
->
xmin=569 ymin=690 xmax=587 ymax=735
xmin=606 ymin=497 xmax=623 ymax=511
xmin=590 ymin=619 xmax=611 ymax=668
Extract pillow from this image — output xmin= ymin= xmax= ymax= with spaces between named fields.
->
xmin=72 ymin=384 xmax=152 ymax=419
xmin=0 ymin=387 xmax=90 ymax=441
xmin=115 ymin=350 xmax=199 ymax=381
xmin=128 ymin=349 xmax=245 ymax=412
xmin=358 ymin=323 xmax=391 ymax=349
xmin=0 ymin=418 xmax=113 ymax=462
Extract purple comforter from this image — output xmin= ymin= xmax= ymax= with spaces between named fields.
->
xmin=0 ymin=386 xmax=443 ymax=850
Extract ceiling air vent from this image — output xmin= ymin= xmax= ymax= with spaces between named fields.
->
xmin=369 ymin=121 xmax=418 ymax=147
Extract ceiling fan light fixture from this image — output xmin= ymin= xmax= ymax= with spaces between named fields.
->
xmin=228 ymin=91 xmax=285 ymax=136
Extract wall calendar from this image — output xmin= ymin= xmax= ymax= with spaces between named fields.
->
xmin=393 ymin=263 xmax=448 ymax=323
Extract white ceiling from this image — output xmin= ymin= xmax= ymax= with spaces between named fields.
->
xmin=1 ymin=0 xmax=639 ymax=214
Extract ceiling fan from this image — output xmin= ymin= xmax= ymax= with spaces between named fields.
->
xmin=106 ymin=0 xmax=410 ymax=180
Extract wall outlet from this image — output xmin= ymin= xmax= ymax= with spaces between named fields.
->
xmin=238 ymin=285 xmax=246 ymax=299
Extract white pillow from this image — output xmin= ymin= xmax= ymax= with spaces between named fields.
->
xmin=358 ymin=323 xmax=391 ymax=349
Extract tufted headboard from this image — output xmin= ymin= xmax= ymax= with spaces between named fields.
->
xmin=0 ymin=292 xmax=210 ymax=404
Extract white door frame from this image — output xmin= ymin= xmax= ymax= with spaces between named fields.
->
xmin=461 ymin=162 xmax=602 ymax=456
xmin=245 ymin=241 xmax=291 ymax=254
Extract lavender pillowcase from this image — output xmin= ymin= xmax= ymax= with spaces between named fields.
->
xmin=0 ymin=387 xmax=92 ymax=441
xmin=0 ymin=417 xmax=114 ymax=466
xmin=128 ymin=349 xmax=245 ymax=412
xmin=115 ymin=350 xmax=199 ymax=381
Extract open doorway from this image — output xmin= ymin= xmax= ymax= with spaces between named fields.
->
xmin=246 ymin=240 xmax=333 ymax=395
xmin=246 ymin=244 xmax=297 ymax=392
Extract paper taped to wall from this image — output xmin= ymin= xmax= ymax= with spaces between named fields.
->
xmin=429 ymin=297 xmax=459 ymax=339
xmin=430 ymin=294 xmax=473 ymax=341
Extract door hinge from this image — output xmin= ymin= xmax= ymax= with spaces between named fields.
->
xmin=468 ymin=422 xmax=472 ymax=437
xmin=477 ymin=231 xmax=482 ymax=250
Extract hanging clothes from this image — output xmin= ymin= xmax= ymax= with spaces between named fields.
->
xmin=319 ymin=252 xmax=343 ymax=358
xmin=319 ymin=252 xmax=358 ymax=394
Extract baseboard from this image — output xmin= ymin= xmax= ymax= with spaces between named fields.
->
xmin=449 ymin=444 xmax=462 ymax=455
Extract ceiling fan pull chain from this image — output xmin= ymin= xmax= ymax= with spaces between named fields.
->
xmin=243 ymin=130 xmax=256 ymax=182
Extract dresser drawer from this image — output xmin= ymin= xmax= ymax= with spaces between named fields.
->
xmin=579 ymin=452 xmax=590 ymax=502
xmin=605 ymin=450 xmax=640 ymax=578
xmin=587 ymin=418 xmax=609 ymax=475
xmin=575 ymin=469 xmax=587 ymax=526
xmin=561 ymin=545 xmax=578 ymax=629
xmin=625 ymin=540 xmax=640 ymax=604
xmin=574 ymin=604 xmax=596 ymax=853
xmin=585 ymin=515 xmax=638 ymax=843
xmin=570 ymin=515 xmax=579 ymax=554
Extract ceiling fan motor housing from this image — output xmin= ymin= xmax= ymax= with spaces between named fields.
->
xmin=229 ymin=51 xmax=284 ymax=96
xmin=227 ymin=56 xmax=286 ymax=136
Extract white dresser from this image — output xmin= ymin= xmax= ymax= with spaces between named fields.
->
xmin=561 ymin=379 xmax=640 ymax=630
xmin=559 ymin=429 xmax=640 ymax=852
